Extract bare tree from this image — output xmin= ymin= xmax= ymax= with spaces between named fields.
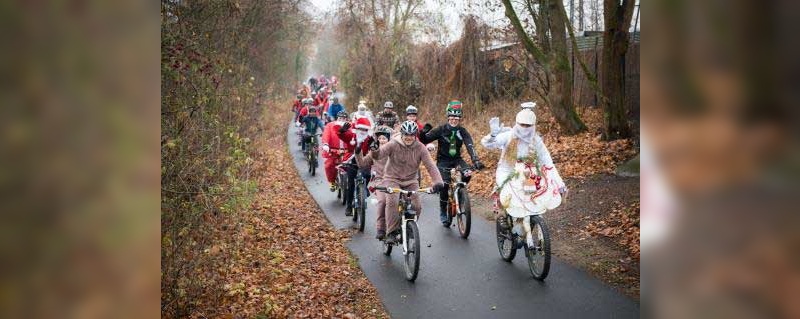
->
xmin=502 ymin=0 xmax=587 ymax=134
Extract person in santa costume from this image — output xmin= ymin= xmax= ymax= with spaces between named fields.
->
xmin=321 ymin=111 xmax=354 ymax=193
xmin=335 ymin=116 xmax=374 ymax=215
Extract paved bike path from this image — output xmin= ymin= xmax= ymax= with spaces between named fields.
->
xmin=287 ymin=125 xmax=639 ymax=318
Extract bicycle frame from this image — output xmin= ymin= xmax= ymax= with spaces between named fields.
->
xmin=398 ymin=193 xmax=417 ymax=255
xmin=375 ymin=187 xmax=432 ymax=254
xmin=448 ymin=167 xmax=470 ymax=215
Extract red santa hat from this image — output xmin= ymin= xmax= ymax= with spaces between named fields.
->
xmin=355 ymin=117 xmax=371 ymax=130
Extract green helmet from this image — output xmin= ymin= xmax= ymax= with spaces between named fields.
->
xmin=446 ymin=100 xmax=463 ymax=117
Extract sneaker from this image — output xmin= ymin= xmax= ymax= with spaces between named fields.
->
xmin=345 ymin=206 xmax=353 ymax=216
xmin=329 ymin=183 xmax=336 ymax=192
xmin=375 ymin=230 xmax=386 ymax=240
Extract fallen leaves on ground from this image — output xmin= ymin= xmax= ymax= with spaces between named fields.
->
xmin=188 ymin=108 xmax=388 ymax=318
xmin=582 ymin=200 xmax=641 ymax=261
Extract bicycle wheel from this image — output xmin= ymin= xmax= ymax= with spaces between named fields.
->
xmin=404 ymin=220 xmax=421 ymax=282
xmin=455 ymin=187 xmax=471 ymax=239
xmin=496 ymin=215 xmax=516 ymax=262
xmin=351 ymin=186 xmax=358 ymax=223
xmin=525 ymin=215 xmax=551 ymax=280
xmin=356 ymin=184 xmax=366 ymax=232
xmin=336 ymin=173 xmax=343 ymax=198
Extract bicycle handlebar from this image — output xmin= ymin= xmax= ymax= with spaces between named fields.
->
xmin=373 ymin=186 xmax=435 ymax=195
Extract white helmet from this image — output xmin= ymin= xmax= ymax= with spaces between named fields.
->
xmin=516 ymin=109 xmax=536 ymax=125
xmin=384 ymin=101 xmax=394 ymax=109
xmin=400 ymin=121 xmax=418 ymax=135
xmin=405 ymin=105 xmax=418 ymax=114
xmin=358 ymin=103 xmax=368 ymax=111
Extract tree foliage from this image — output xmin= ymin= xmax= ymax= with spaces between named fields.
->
xmin=160 ymin=0 xmax=313 ymax=316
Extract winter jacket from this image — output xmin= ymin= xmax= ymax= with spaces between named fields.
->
xmin=327 ymin=103 xmax=345 ymax=120
xmin=420 ymin=124 xmax=478 ymax=163
xmin=321 ymin=121 xmax=353 ymax=159
xmin=301 ymin=115 xmax=324 ymax=135
xmin=368 ymin=137 xmax=443 ymax=185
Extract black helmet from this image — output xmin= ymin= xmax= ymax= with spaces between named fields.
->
xmin=374 ymin=126 xmax=392 ymax=139
xmin=337 ymin=110 xmax=348 ymax=119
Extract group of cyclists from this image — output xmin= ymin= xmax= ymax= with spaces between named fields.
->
xmin=292 ymin=78 xmax=570 ymax=280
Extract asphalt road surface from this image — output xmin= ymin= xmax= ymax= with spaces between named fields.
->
xmin=288 ymin=124 xmax=639 ymax=318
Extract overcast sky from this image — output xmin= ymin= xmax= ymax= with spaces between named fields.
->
xmin=307 ymin=0 xmax=640 ymax=44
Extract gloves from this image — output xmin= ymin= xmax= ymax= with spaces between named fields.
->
xmin=473 ymin=160 xmax=486 ymax=170
xmin=422 ymin=123 xmax=433 ymax=134
xmin=426 ymin=143 xmax=436 ymax=151
xmin=489 ymin=117 xmax=501 ymax=136
xmin=295 ymin=121 xmax=301 ymax=127
xmin=431 ymin=182 xmax=445 ymax=194
xmin=322 ymin=144 xmax=330 ymax=153
xmin=369 ymin=140 xmax=379 ymax=151
xmin=338 ymin=122 xmax=351 ymax=134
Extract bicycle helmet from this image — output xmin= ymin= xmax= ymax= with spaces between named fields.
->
xmin=332 ymin=97 xmax=339 ymax=103
xmin=308 ymin=106 xmax=318 ymax=114
xmin=336 ymin=110 xmax=348 ymax=119
xmin=374 ymin=125 xmax=393 ymax=139
xmin=302 ymin=98 xmax=313 ymax=105
xmin=384 ymin=101 xmax=394 ymax=109
xmin=405 ymin=105 xmax=418 ymax=115
xmin=400 ymin=121 xmax=418 ymax=135
xmin=446 ymin=100 xmax=463 ymax=117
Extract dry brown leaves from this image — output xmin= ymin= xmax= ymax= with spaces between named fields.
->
xmin=582 ymin=200 xmax=641 ymax=261
xmin=189 ymin=107 xmax=388 ymax=319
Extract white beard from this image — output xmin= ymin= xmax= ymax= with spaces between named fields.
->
xmin=356 ymin=132 xmax=368 ymax=143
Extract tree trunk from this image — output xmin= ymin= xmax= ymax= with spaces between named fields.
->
xmin=601 ymin=0 xmax=635 ymax=140
xmin=503 ymin=0 xmax=587 ymax=135
xmin=548 ymin=0 xmax=587 ymax=134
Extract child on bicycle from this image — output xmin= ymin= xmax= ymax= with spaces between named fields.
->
xmin=300 ymin=106 xmax=324 ymax=152
xmin=355 ymin=126 xmax=393 ymax=239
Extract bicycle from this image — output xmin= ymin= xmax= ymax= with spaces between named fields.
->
xmin=332 ymin=150 xmax=349 ymax=206
xmin=302 ymin=133 xmax=321 ymax=176
xmin=339 ymin=158 xmax=368 ymax=231
xmin=493 ymin=192 xmax=551 ymax=280
xmin=373 ymin=186 xmax=436 ymax=282
xmin=442 ymin=166 xmax=476 ymax=238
